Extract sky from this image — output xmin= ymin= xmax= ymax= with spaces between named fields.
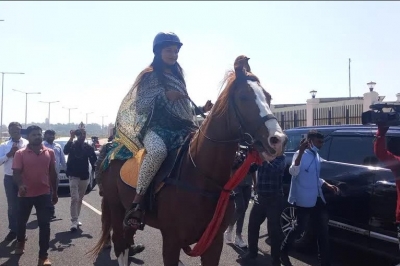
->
xmin=1 ymin=1 xmax=400 ymax=126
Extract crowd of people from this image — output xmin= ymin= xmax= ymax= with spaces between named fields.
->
xmin=1 ymin=122 xmax=97 ymax=266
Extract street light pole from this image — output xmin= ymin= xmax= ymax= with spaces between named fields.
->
xmin=12 ymin=89 xmax=41 ymax=126
xmin=1 ymin=72 xmax=24 ymax=131
xmin=100 ymin=115 xmax=107 ymax=136
xmin=39 ymin=101 xmax=60 ymax=128
xmin=63 ymin=107 xmax=78 ymax=124
xmin=86 ymin=112 xmax=94 ymax=125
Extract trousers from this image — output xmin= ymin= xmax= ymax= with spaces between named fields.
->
xmin=136 ymin=130 xmax=167 ymax=195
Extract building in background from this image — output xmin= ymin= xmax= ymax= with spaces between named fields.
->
xmin=271 ymin=81 xmax=388 ymax=130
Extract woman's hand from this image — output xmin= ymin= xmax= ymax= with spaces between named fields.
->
xmin=203 ymin=100 xmax=213 ymax=112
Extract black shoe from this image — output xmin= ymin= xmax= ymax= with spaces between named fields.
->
xmin=239 ymin=251 xmax=257 ymax=261
xmin=50 ymin=214 xmax=56 ymax=220
xmin=280 ymin=253 xmax=293 ymax=266
xmin=4 ymin=231 xmax=16 ymax=241
xmin=271 ymin=257 xmax=282 ymax=266
xmin=129 ymin=244 xmax=145 ymax=256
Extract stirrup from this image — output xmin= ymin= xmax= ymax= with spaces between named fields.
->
xmin=123 ymin=204 xmax=144 ymax=230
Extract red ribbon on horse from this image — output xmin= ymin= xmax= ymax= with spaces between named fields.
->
xmin=183 ymin=150 xmax=262 ymax=257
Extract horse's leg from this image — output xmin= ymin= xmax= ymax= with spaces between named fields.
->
xmin=200 ymin=232 xmax=224 ymax=266
xmin=110 ymin=202 xmax=130 ymax=266
xmin=161 ymin=230 xmax=182 ymax=266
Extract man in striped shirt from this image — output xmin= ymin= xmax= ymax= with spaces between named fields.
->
xmin=240 ymin=154 xmax=286 ymax=266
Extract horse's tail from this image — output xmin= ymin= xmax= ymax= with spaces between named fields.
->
xmin=86 ymin=196 xmax=112 ymax=260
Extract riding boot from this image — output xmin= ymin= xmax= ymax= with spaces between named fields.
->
xmin=123 ymin=203 xmax=144 ymax=230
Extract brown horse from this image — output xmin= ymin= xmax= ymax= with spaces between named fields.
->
xmin=90 ymin=56 xmax=287 ymax=266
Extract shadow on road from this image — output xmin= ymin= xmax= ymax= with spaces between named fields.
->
xmin=93 ymin=247 xmax=144 ymax=266
xmin=49 ymin=228 xmax=93 ymax=252
xmin=224 ymin=243 xmax=274 ymax=266
xmin=0 ymin=240 xmax=21 ymax=266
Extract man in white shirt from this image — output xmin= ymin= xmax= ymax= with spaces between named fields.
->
xmin=0 ymin=122 xmax=29 ymax=241
xmin=280 ymin=130 xmax=338 ymax=266
xmin=43 ymin=129 xmax=66 ymax=219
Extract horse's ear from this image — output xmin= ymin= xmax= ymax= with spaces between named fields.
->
xmin=234 ymin=55 xmax=251 ymax=80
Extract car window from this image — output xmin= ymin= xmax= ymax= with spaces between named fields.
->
xmin=284 ymin=131 xmax=304 ymax=152
xmin=328 ymin=136 xmax=376 ymax=165
xmin=284 ymin=130 xmax=330 ymax=158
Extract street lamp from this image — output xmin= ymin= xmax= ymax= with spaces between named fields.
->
xmin=86 ymin=112 xmax=94 ymax=125
xmin=12 ymin=89 xmax=41 ymax=126
xmin=367 ymin=81 xmax=376 ymax=92
xmin=63 ymin=106 xmax=78 ymax=124
xmin=100 ymin=115 xmax=108 ymax=135
xmin=39 ymin=101 xmax=60 ymax=128
xmin=1 ymin=72 xmax=24 ymax=131
xmin=310 ymin=90 xmax=317 ymax=99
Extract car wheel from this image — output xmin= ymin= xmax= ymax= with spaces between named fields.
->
xmin=280 ymin=204 xmax=315 ymax=252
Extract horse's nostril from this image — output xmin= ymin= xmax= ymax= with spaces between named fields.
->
xmin=270 ymin=136 xmax=279 ymax=145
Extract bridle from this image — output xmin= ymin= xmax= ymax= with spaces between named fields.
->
xmin=190 ymin=82 xmax=278 ymax=146
xmin=183 ymin=80 xmax=278 ymax=195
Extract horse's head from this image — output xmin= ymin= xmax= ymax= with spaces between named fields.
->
xmin=222 ymin=55 xmax=287 ymax=161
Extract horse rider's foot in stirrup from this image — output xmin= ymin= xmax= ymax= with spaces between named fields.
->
xmin=123 ymin=203 xmax=144 ymax=230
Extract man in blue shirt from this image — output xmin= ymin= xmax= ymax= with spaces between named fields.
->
xmin=239 ymin=154 xmax=286 ymax=266
xmin=280 ymin=130 xmax=339 ymax=266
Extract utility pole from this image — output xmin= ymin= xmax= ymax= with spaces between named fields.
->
xmin=39 ymin=101 xmax=60 ymax=128
xmin=0 ymin=72 xmax=24 ymax=131
xmin=63 ymin=107 xmax=78 ymax=124
xmin=12 ymin=89 xmax=41 ymax=126
xmin=349 ymin=58 xmax=351 ymax=97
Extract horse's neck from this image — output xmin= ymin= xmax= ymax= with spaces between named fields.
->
xmin=190 ymin=108 xmax=240 ymax=186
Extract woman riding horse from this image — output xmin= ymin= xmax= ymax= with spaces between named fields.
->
xmin=102 ymin=32 xmax=213 ymax=228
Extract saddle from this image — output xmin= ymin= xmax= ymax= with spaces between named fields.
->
xmin=120 ymin=133 xmax=193 ymax=211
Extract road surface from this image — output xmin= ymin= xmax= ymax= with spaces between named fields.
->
xmin=0 ymin=165 xmax=397 ymax=266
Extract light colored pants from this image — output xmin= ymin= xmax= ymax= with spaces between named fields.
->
xmin=136 ymin=130 xmax=167 ymax=195
xmin=69 ymin=176 xmax=89 ymax=223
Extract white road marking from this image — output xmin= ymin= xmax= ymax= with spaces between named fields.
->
xmin=82 ymin=200 xmax=102 ymax=215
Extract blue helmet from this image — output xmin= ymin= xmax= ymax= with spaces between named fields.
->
xmin=153 ymin=32 xmax=183 ymax=53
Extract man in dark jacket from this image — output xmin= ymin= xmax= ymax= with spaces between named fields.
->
xmin=64 ymin=128 xmax=97 ymax=231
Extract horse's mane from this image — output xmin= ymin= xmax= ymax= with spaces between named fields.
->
xmin=213 ymin=69 xmax=263 ymax=116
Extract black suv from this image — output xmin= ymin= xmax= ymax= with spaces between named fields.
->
xmin=280 ymin=125 xmax=400 ymax=260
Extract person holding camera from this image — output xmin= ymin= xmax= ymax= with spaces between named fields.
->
xmin=43 ymin=129 xmax=66 ymax=219
xmin=374 ymin=124 xmax=400 ymax=248
xmin=63 ymin=128 xmax=97 ymax=231
xmin=280 ymin=130 xmax=339 ymax=266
